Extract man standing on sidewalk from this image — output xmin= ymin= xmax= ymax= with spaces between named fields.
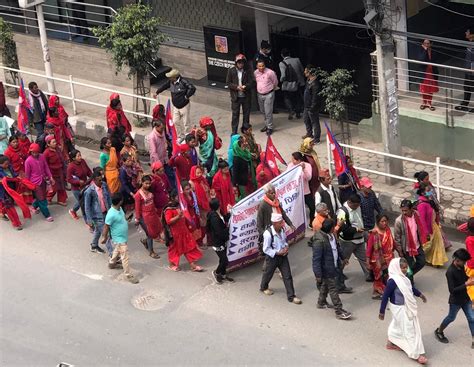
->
xmin=254 ymin=60 xmax=278 ymax=135
xmin=155 ymin=69 xmax=196 ymax=141
xmin=260 ymin=213 xmax=302 ymax=305
xmin=302 ymin=67 xmax=322 ymax=143
xmin=455 ymin=29 xmax=474 ymax=112
xmin=27 ymin=82 xmax=48 ymax=136
xmin=102 ymin=192 xmax=139 ymax=284
xmin=279 ymin=48 xmax=305 ymax=121
xmin=226 ymin=54 xmax=255 ymax=135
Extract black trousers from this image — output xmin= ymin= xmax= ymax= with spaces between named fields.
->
xmin=260 ymin=254 xmax=296 ymax=301
xmin=215 ymin=248 xmax=229 ymax=276
xmin=304 ymin=193 xmax=315 ymax=227
xmin=303 ymin=108 xmax=321 ymax=140
xmin=283 ymin=90 xmax=302 ymax=115
xmin=231 ymin=97 xmax=251 ymax=134
xmin=461 ymin=73 xmax=474 ymax=105
xmin=405 ymin=246 xmax=426 ymax=282
xmin=317 ymin=277 xmax=343 ymax=312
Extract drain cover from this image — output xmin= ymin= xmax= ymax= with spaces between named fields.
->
xmin=131 ymin=291 xmax=170 ymax=311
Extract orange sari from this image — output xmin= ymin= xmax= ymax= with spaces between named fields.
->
xmin=105 ymin=147 xmax=120 ymax=194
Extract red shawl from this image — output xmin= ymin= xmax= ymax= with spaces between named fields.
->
xmin=190 ymin=166 xmax=210 ymax=211
xmin=48 ymin=95 xmax=69 ymax=124
xmin=106 ymin=105 xmax=132 ymax=134
xmin=18 ymin=137 xmax=31 ymax=158
xmin=4 ymin=146 xmax=25 ymax=174
xmin=1 ymin=176 xmax=35 ymax=219
xmin=263 ymin=195 xmax=281 ymax=214
xmin=402 ymin=211 xmax=427 ymax=257
xmin=212 ymin=169 xmax=235 ymax=215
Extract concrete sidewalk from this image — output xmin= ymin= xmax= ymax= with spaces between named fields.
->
xmin=3 ymin=67 xmax=473 ymax=226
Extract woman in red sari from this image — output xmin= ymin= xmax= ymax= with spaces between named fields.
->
xmin=163 ymin=190 xmax=203 ymax=272
xmin=47 ymin=96 xmax=74 ymax=161
xmin=106 ymin=93 xmax=132 ymax=153
xmin=4 ymin=135 xmax=33 ymax=204
xmin=256 ymin=151 xmax=277 ymax=189
xmin=190 ymin=165 xmax=213 ymax=243
xmin=150 ymin=161 xmax=170 ymax=217
xmin=418 ymin=39 xmax=439 ymax=111
xmin=366 ymin=214 xmax=397 ymax=300
xmin=43 ymin=135 xmax=68 ymax=205
xmin=182 ymin=180 xmax=203 ymax=245
xmin=212 ymin=159 xmax=235 ymax=216
xmin=134 ymin=175 xmax=161 ymax=259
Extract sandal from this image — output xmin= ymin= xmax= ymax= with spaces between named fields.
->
xmin=167 ymin=265 xmax=181 ymax=272
xmin=191 ymin=265 xmax=204 ymax=272
xmin=429 ymin=106 xmax=435 ymax=111
xmin=386 ymin=342 xmax=401 ymax=351
xmin=420 ymin=105 xmax=426 ymax=110
xmin=149 ymin=252 xmax=160 ymax=259
xmin=417 ymin=356 xmax=428 ymax=365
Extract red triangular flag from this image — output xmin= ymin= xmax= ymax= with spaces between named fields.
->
xmin=325 ymin=122 xmax=348 ymax=176
xmin=18 ymin=78 xmax=32 ymax=134
xmin=175 ymin=171 xmax=193 ymax=223
xmin=165 ymin=99 xmax=180 ymax=156
xmin=265 ymin=136 xmax=286 ymax=165
xmin=264 ymin=148 xmax=280 ymax=177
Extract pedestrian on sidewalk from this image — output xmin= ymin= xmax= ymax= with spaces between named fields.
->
xmin=102 ymin=192 xmax=139 ymax=284
xmin=435 ymin=248 xmax=474 ymax=349
xmin=260 ymin=212 xmax=302 ymax=304
xmin=337 ymin=194 xmax=371 ymax=282
xmin=279 ymin=48 xmax=305 ymax=121
xmin=416 ymin=183 xmax=448 ymax=267
xmin=394 ymin=200 xmax=427 ymax=283
xmin=155 ymin=69 xmax=196 ymax=141
xmin=99 ymin=137 xmax=121 ymax=195
xmin=106 ymin=93 xmax=132 ymax=153
xmin=337 ymin=155 xmax=360 ymax=204
xmin=312 ymin=218 xmax=352 ymax=319
xmin=66 ymin=149 xmax=92 ymax=221
xmin=226 ymin=53 xmax=254 ymax=134
xmin=418 ymin=39 xmax=439 ymax=111
xmin=366 ymin=214 xmax=397 ymax=300
xmin=302 ymin=66 xmax=322 ymax=143
xmin=358 ymin=176 xmax=383 ymax=231
xmin=134 ymin=175 xmax=161 ymax=259
xmin=254 ymin=40 xmax=274 ymax=68
xmin=287 ymin=152 xmax=314 ymax=226
xmin=254 ymin=60 xmax=278 ymax=135
xmin=162 ymin=190 xmax=204 ymax=272
xmin=27 ymin=82 xmax=48 ymax=136
xmin=379 ymin=258 xmax=428 ymax=365
xmin=207 ymin=198 xmax=234 ymax=284
xmin=315 ymin=168 xmax=341 ymax=220
xmin=455 ymin=29 xmax=474 ymax=112
xmin=84 ymin=170 xmax=112 ymax=254
xmin=43 ymin=136 xmax=68 ymax=206
xmin=25 ymin=143 xmax=54 ymax=222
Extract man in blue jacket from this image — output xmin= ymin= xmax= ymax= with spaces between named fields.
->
xmin=312 ymin=218 xmax=352 ymax=320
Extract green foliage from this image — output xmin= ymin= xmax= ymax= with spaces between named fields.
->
xmin=319 ymin=68 xmax=357 ymax=121
xmin=92 ymin=3 xmax=167 ymax=79
xmin=0 ymin=18 xmax=19 ymax=68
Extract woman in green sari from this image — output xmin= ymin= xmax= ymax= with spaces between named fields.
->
xmin=197 ymin=127 xmax=218 ymax=180
xmin=231 ymin=136 xmax=256 ymax=199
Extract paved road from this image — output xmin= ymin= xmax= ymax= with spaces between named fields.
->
xmin=1 ymin=146 xmax=473 ymax=366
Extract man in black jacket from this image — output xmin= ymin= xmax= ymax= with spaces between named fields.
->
xmin=302 ymin=67 xmax=322 ymax=143
xmin=27 ymin=81 xmax=48 ymax=136
xmin=312 ymin=218 xmax=352 ymax=319
xmin=155 ymin=69 xmax=196 ymax=141
xmin=435 ymin=248 xmax=474 ymax=348
xmin=226 ymin=54 xmax=255 ymax=135
xmin=207 ymin=198 xmax=234 ymax=284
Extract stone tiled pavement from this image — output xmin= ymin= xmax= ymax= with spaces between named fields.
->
xmin=3 ymin=68 xmax=473 ymax=225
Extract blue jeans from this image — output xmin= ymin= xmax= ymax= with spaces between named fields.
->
xmin=139 ymin=219 xmax=154 ymax=252
xmin=440 ymin=301 xmax=474 ymax=336
xmin=71 ymin=190 xmax=81 ymax=213
xmin=91 ymin=219 xmax=104 ymax=248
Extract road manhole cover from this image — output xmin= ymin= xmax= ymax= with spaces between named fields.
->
xmin=131 ymin=291 xmax=170 ymax=311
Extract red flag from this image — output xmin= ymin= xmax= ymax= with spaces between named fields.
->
xmin=175 ymin=171 xmax=193 ymax=223
xmin=265 ymin=136 xmax=286 ymax=165
xmin=18 ymin=79 xmax=32 ymax=134
xmin=325 ymin=122 xmax=348 ymax=176
xmin=165 ymin=99 xmax=180 ymax=156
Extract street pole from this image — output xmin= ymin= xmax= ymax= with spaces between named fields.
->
xmin=369 ymin=0 xmax=403 ymax=183
xmin=36 ymin=3 xmax=56 ymax=92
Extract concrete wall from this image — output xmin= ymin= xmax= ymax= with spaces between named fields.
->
xmin=13 ymin=33 xmax=133 ymax=89
xmin=158 ymin=44 xmax=207 ymax=80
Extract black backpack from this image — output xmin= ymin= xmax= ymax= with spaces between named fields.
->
xmin=282 ymin=61 xmax=298 ymax=83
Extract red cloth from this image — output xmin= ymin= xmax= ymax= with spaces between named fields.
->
xmin=17 ymin=79 xmax=31 ymax=134
xmin=417 ymin=196 xmax=435 ymax=235
xmin=420 ymin=64 xmax=439 ymax=95
xmin=150 ymin=174 xmax=170 ymax=211
xmin=164 ymin=207 xmax=202 ymax=266
xmin=183 ymin=193 xmax=201 ymax=238
xmin=134 ymin=189 xmax=162 ymax=238
xmin=403 ymin=212 xmax=427 ymax=257
xmin=66 ymin=160 xmax=92 ymax=191
xmin=4 ymin=146 xmax=25 ymax=174
xmin=43 ymin=148 xmax=65 ymax=177
xmin=212 ymin=169 xmax=235 ymax=216
xmin=256 ymin=162 xmax=273 ymax=188
xmin=366 ymin=228 xmax=395 ymax=294
xmin=1 ymin=176 xmax=34 ymax=220
xmin=466 ymin=235 xmax=474 ymax=269
xmin=106 ymin=97 xmax=132 ymax=134
xmin=199 ymin=116 xmax=222 ymax=150
xmin=48 ymin=95 xmax=69 ymax=126
xmin=18 ymin=137 xmax=31 ymax=157
xmin=169 ymin=153 xmax=193 ymax=181
xmin=190 ymin=166 xmax=210 ymax=211
xmin=348 ymin=166 xmax=360 ymax=189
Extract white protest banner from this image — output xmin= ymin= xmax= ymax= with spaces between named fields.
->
xmin=227 ymin=165 xmax=306 ymax=272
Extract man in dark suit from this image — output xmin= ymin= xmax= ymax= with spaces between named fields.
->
xmin=226 ymin=54 xmax=255 ymax=135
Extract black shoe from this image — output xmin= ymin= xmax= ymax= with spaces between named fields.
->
xmin=454 ymin=105 xmax=468 ymax=112
xmin=434 ymin=328 xmax=449 ymax=343
xmin=260 ymin=126 xmax=268 ymax=132
xmin=317 ymin=303 xmax=334 ymax=309
xmin=90 ymin=246 xmax=105 ymax=254
xmin=212 ymin=270 xmax=223 ymax=284
xmin=295 ymin=113 xmax=302 ymax=119
xmin=336 ymin=309 xmax=352 ymax=320
xmin=223 ymin=275 xmax=235 ymax=283
xmin=338 ymin=287 xmax=353 ymax=294
xmin=266 ymin=129 xmax=273 ymax=136
xmin=288 ymin=114 xmax=294 ymax=120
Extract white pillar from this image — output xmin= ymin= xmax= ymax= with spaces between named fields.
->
xmin=392 ymin=0 xmax=409 ymax=92
xmin=255 ymin=8 xmax=269 ymax=46
xmin=36 ymin=4 xmax=56 ymax=92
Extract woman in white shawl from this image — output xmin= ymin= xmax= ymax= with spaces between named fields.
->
xmin=379 ymin=258 xmax=428 ymax=364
